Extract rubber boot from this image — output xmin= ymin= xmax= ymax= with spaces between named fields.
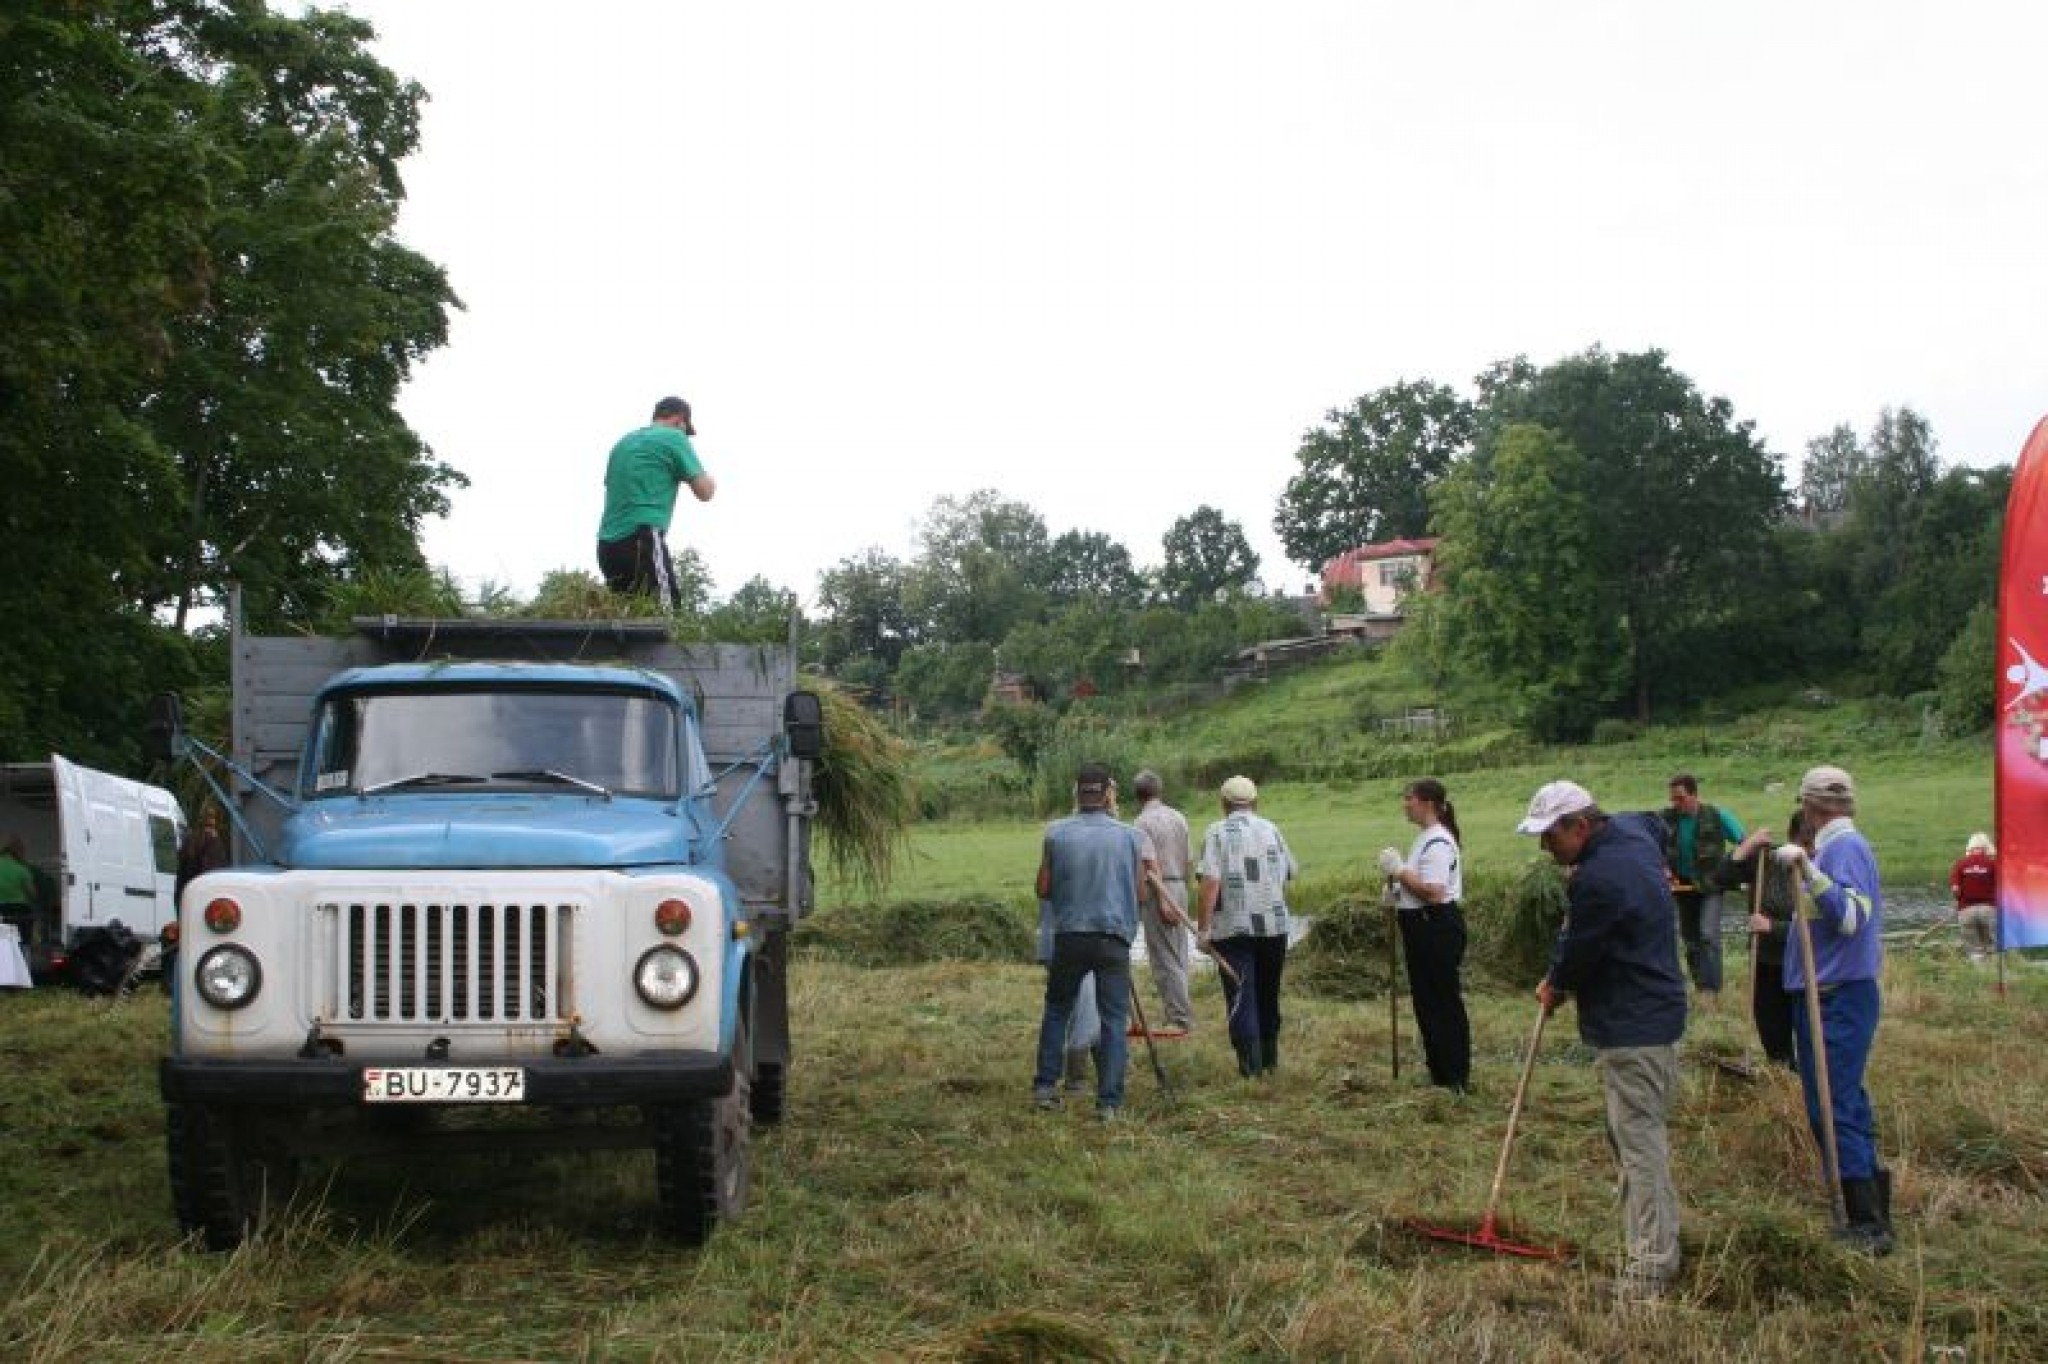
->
xmin=1234 ymin=1038 xmax=1260 ymax=1078
xmin=1258 ymin=1035 xmax=1279 ymax=1076
xmin=1875 ymin=1167 xmax=1894 ymax=1234
xmin=1837 ymin=1179 xmax=1894 ymax=1257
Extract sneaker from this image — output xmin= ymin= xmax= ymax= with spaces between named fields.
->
xmin=1095 ymin=1105 xmax=1121 ymax=1124
xmin=1033 ymin=1088 xmax=1062 ymax=1112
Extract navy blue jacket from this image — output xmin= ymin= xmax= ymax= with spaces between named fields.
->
xmin=1546 ymin=812 xmax=1688 ymax=1048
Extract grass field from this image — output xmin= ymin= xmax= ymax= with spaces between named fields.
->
xmin=2 ymin=942 xmax=2044 ymax=1361
xmin=0 ymin=666 xmax=2019 ymax=1360
xmin=844 ymin=745 xmax=1993 ymax=913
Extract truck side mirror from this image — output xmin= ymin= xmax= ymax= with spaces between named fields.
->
xmin=783 ymin=691 xmax=824 ymax=761
xmin=144 ymin=692 xmax=186 ymax=762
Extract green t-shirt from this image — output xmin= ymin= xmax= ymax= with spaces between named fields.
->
xmin=597 ymin=426 xmax=705 ymax=543
xmin=0 ymin=853 xmax=34 ymax=906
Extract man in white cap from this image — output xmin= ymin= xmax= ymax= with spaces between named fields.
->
xmin=1773 ymin=764 xmax=1893 ymax=1255
xmin=1521 ymin=779 xmax=1687 ymax=1302
xmin=1196 ymin=776 xmax=1298 ymax=1077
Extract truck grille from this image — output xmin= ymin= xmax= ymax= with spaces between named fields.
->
xmin=332 ymin=901 xmax=572 ymax=1024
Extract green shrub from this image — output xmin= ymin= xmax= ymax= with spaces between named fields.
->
xmin=915 ymin=753 xmax=1032 ymax=821
xmin=1936 ymin=602 xmax=1998 ymax=734
xmin=1590 ymin=717 xmax=1641 ymax=746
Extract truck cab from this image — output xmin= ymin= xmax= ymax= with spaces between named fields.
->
xmin=160 ymin=616 xmax=818 ymax=1249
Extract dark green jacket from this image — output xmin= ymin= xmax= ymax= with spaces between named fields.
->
xmin=1658 ymin=803 xmax=1743 ymax=889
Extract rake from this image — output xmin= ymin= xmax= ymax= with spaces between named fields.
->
xmin=1404 ymin=1000 xmax=1573 ymax=1260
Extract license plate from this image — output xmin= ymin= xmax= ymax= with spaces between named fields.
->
xmin=362 ymin=1066 xmax=526 ymax=1104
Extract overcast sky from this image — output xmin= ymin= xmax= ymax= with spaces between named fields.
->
xmin=327 ymin=0 xmax=2047 ymax=604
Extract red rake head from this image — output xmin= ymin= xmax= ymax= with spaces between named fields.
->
xmin=1402 ymin=1213 xmax=1574 ymax=1262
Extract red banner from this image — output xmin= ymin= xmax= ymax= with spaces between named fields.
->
xmin=1997 ymin=415 xmax=2048 ymax=949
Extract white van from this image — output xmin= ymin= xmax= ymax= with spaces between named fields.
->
xmin=0 ymin=755 xmax=185 ymax=981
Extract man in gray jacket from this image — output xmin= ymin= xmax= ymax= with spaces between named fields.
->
xmin=1131 ymin=770 xmax=1195 ymax=1032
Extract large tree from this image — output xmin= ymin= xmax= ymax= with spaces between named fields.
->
xmin=1272 ymin=379 xmax=1475 ymax=571
xmin=814 ymin=547 xmax=918 ymax=670
xmin=903 ymin=491 xmax=1053 ymax=645
xmin=1044 ymin=529 xmax=1145 ymax=610
xmin=0 ymin=1 xmax=459 ymax=761
xmin=1157 ymin=506 xmax=1260 ymax=609
xmin=1798 ymin=423 xmax=1865 ymax=520
xmin=1453 ymin=348 xmax=1786 ymax=729
xmin=1432 ymin=424 xmax=1626 ymax=739
xmin=144 ymin=3 xmax=463 ymax=630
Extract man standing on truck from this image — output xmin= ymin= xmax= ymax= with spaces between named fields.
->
xmin=596 ymin=396 xmax=717 ymax=610
xmin=1033 ymin=762 xmax=1146 ymax=1121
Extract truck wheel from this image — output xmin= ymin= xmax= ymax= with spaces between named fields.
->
xmin=750 ymin=1061 xmax=786 ymax=1126
xmin=651 ymin=1025 xmax=752 ymax=1245
xmin=166 ymin=1104 xmax=298 ymax=1251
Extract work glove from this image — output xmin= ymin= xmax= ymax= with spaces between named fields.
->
xmin=1773 ymin=843 xmax=1833 ymax=897
xmin=1377 ymin=847 xmax=1404 ymax=877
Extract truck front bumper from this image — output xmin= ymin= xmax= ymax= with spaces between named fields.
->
xmin=160 ymin=1052 xmax=734 ymax=1108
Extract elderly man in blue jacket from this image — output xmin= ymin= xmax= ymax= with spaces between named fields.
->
xmin=1772 ymin=763 xmax=1892 ymax=1255
xmin=1522 ymin=780 xmax=1688 ymax=1303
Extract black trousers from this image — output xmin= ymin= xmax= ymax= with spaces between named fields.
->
xmin=596 ymin=525 xmax=679 ymax=609
xmin=1399 ymin=904 xmax=1471 ymax=1089
xmin=1214 ymin=933 xmax=1288 ymax=1051
xmin=1751 ymin=957 xmax=1796 ymax=1067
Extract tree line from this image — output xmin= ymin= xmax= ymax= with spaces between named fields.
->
xmin=0 ymin=3 xmax=2009 ymax=771
xmin=1275 ymin=356 xmax=2007 ymax=740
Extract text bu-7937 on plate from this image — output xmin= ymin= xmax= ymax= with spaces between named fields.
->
xmin=362 ymin=1067 xmax=526 ymax=1103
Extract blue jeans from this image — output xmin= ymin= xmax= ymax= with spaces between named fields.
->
xmin=1035 ymin=933 xmax=1132 ymax=1109
xmin=1676 ymin=890 xmax=1724 ymax=993
xmin=1791 ymin=976 xmax=1882 ymax=1179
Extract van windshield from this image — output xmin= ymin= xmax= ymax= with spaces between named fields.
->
xmin=306 ymin=687 xmax=681 ymax=800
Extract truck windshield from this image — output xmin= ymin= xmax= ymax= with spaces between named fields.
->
xmin=307 ymin=687 xmax=681 ymax=799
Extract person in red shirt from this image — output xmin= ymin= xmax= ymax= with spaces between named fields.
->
xmin=1950 ymin=833 xmax=1998 ymax=961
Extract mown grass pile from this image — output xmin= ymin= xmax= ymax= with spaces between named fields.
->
xmin=3 ymin=943 xmax=2044 ymax=1361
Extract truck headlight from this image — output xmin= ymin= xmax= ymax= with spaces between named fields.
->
xmin=194 ymin=945 xmax=262 ymax=1010
xmin=633 ymin=946 xmax=699 ymax=1010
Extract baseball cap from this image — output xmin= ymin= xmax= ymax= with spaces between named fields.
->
xmin=1798 ymin=765 xmax=1855 ymax=804
xmin=1075 ymin=762 xmax=1112 ymax=796
xmin=1220 ymin=775 xmax=1258 ymax=805
xmin=652 ymin=395 xmax=696 ymax=435
xmin=1516 ymin=780 xmax=1596 ymax=835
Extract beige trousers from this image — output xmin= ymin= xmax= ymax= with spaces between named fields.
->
xmin=1599 ymin=1043 xmax=1682 ymax=1286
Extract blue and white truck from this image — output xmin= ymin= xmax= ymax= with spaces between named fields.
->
xmin=154 ymin=612 xmax=820 ymax=1249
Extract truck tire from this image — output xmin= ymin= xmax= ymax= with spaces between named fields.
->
xmin=651 ymin=1022 xmax=752 ymax=1245
xmin=166 ymin=1104 xmax=298 ymax=1251
xmin=750 ymin=1061 xmax=786 ymax=1126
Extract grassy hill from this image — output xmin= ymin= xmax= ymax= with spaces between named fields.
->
xmin=844 ymin=651 xmax=1993 ymax=910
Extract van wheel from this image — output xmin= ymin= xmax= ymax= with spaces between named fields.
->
xmin=166 ymin=1105 xmax=299 ymax=1251
xmin=651 ymin=1024 xmax=752 ymax=1245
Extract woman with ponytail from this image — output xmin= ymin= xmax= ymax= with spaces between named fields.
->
xmin=1377 ymin=778 xmax=1472 ymax=1092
